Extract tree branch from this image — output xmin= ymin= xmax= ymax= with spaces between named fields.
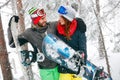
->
xmin=0 ymin=0 xmax=11 ymax=9
xmin=104 ymin=0 xmax=120 ymax=17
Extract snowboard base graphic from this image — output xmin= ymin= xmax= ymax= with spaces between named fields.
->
xmin=42 ymin=34 xmax=83 ymax=74
xmin=42 ymin=34 xmax=112 ymax=80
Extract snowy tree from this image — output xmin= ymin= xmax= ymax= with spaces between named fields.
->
xmin=0 ymin=13 xmax=13 ymax=80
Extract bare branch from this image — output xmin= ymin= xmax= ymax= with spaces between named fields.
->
xmin=0 ymin=0 xmax=11 ymax=9
xmin=104 ymin=0 xmax=120 ymax=17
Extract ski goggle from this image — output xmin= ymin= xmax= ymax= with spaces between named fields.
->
xmin=31 ymin=9 xmax=46 ymax=18
xmin=58 ymin=6 xmax=68 ymax=15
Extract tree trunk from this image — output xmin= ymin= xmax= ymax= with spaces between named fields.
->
xmin=16 ymin=0 xmax=34 ymax=80
xmin=11 ymin=0 xmax=34 ymax=80
xmin=0 ymin=14 xmax=13 ymax=80
xmin=95 ymin=0 xmax=111 ymax=77
xmin=95 ymin=0 xmax=105 ymax=58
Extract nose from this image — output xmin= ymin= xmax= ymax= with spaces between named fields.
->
xmin=44 ymin=17 xmax=47 ymax=22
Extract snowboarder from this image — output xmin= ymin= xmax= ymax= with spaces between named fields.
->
xmin=56 ymin=5 xmax=87 ymax=80
xmin=7 ymin=7 xmax=59 ymax=80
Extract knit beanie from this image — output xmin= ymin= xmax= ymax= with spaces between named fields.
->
xmin=28 ymin=7 xmax=46 ymax=25
xmin=58 ymin=5 xmax=76 ymax=21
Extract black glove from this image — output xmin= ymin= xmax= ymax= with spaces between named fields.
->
xmin=78 ymin=51 xmax=86 ymax=65
xmin=13 ymin=15 xmax=19 ymax=23
xmin=8 ymin=15 xmax=19 ymax=27
xmin=20 ymin=50 xmax=37 ymax=66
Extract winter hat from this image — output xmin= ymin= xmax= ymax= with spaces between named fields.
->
xmin=28 ymin=7 xmax=46 ymax=25
xmin=58 ymin=5 xmax=76 ymax=21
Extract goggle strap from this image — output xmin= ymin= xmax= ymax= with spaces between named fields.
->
xmin=31 ymin=14 xmax=38 ymax=18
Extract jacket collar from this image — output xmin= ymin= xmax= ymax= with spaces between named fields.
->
xmin=32 ymin=24 xmax=48 ymax=33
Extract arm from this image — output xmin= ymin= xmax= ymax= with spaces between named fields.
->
xmin=77 ymin=18 xmax=87 ymax=62
xmin=76 ymin=18 xmax=86 ymax=33
xmin=18 ymin=33 xmax=28 ymax=46
xmin=76 ymin=17 xmax=87 ymax=54
xmin=78 ymin=32 xmax=87 ymax=55
xmin=47 ymin=21 xmax=58 ymax=34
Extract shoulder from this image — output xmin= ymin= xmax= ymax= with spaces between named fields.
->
xmin=25 ymin=28 xmax=34 ymax=33
xmin=76 ymin=17 xmax=83 ymax=21
xmin=76 ymin=18 xmax=85 ymax=24
xmin=47 ymin=21 xmax=58 ymax=34
xmin=75 ymin=18 xmax=86 ymax=33
xmin=47 ymin=21 xmax=58 ymax=27
xmin=19 ymin=28 xmax=33 ymax=37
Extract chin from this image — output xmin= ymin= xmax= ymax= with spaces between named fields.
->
xmin=60 ymin=23 xmax=64 ymax=26
xmin=43 ymin=23 xmax=47 ymax=27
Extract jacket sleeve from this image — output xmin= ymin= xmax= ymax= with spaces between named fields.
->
xmin=78 ymin=32 xmax=87 ymax=55
xmin=47 ymin=21 xmax=58 ymax=34
xmin=77 ymin=18 xmax=87 ymax=61
xmin=76 ymin=18 xmax=86 ymax=33
xmin=17 ymin=29 xmax=30 ymax=46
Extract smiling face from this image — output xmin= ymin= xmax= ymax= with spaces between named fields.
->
xmin=38 ymin=16 xmax=47 ymax=27
xmin=58 ymin=15 xmax=66 ymax=26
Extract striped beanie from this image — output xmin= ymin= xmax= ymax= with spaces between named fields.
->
xmin=28 ymin=7 xmax=46 ymax=25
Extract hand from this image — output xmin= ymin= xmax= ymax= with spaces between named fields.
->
xmin=20 ymin=50 xmax=37 ymax=66
xmin=13 ymin=15 xmax=19 ymax=23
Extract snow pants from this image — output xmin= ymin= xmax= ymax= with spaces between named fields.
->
xmin=39 ymin=66 xmax=59 ymax=80
xmin=59 ymin=73 xmax=82 ymax=80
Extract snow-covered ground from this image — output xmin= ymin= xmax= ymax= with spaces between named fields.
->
xmin=87 ymin=41 xmax=120 ymax=80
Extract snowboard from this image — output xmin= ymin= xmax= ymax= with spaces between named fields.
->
xmin=42 ymin=34 xmax=112 ymax=80
xmin=84 ymin=60 xmax=112 ymax=80
xmin=10 ymin=16 xmax=34 ymax=80
xmin=42 ymin=34 xmax=84 ymax=74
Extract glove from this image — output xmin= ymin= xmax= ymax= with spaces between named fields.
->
xmin=8 ymin=15 xmax=19 ymax=27
xmin=77 ymin=51 xmax=86 ymax=65
xmin=20 ymin=50 xmax=37 ymax=66
xmin=13 ymin=15 xmax=19 ymax=23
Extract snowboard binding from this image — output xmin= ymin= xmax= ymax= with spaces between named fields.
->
xmin=93 ymin=66 xmax=105 ymax=80
xmin=71 ymin=51 xmax=85 ymax=65
xmin=69 ymin=51 xmax=86 ymax=74
xmin=84 ymin=65 xmax=111 ymax=80
xmin=36 ymin=53 xmax=45 ymax=62
xmin=20 ymin=50 xmax=45 ymax=66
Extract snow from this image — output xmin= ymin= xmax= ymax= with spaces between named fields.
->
xmin=87 ymin=41 xmax=120 ymax=80
xmin=0 ymin=0 xmax=120 ymax=80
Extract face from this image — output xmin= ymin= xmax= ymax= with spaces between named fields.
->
xmin=58 ymin=16 xmax=65 ymax=26
xmin=38 ymin=16 xmax=47 ymax=27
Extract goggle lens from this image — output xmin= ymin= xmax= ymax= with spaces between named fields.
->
xmin=31 ymin=9 xmax=46 ymax=18
xmin=37 ymin=9 xmax=45 ymax=16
